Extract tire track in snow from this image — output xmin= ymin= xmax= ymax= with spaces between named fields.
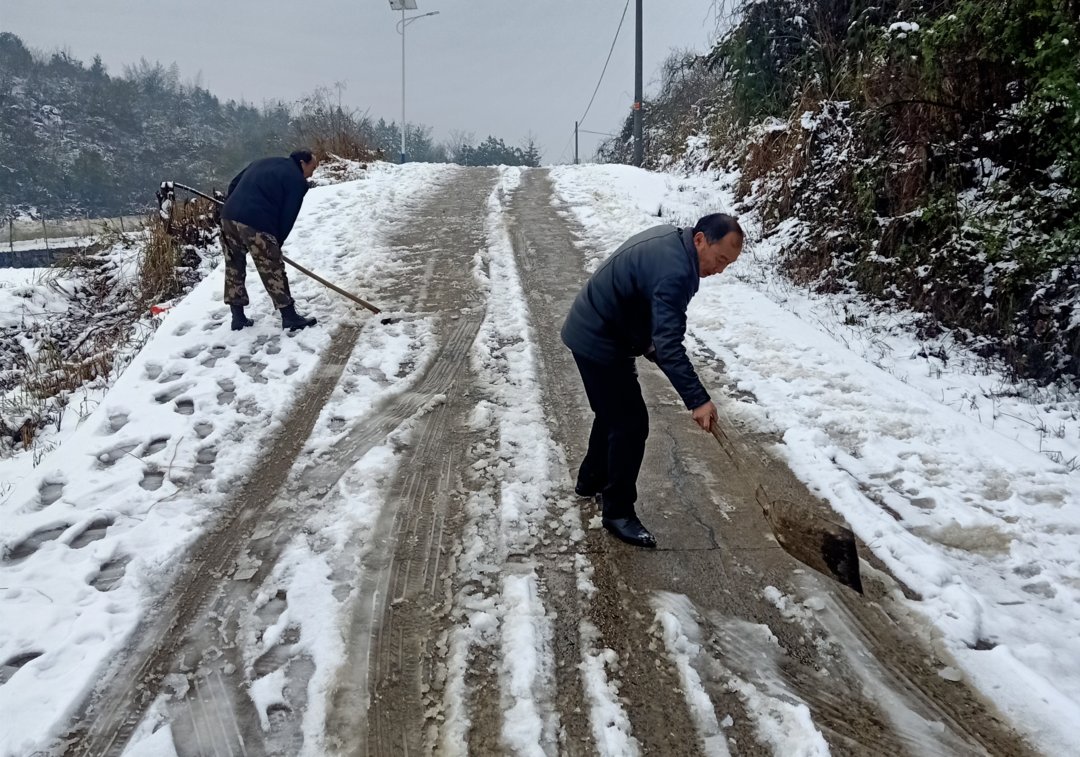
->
xmin=433 ymin=168 xmax=567 ymax=757
xmin=319 ymin=167 xmax=497 ymax=756
xmin=505 ymin=168 xmax=698 ymax=756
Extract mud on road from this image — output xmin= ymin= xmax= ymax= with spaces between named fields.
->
xmin=57 ymin=167 xmax=1041 ymax=757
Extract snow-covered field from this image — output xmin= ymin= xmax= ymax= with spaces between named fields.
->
xmin=550 ymin=163 xmax=1080 ymax=757
xmin=0 ymin=162 xmax=450 ymax=756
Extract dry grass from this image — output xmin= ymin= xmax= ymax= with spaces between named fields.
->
xmin=138 ymin=213 xmax=181 ymax=306
xmin=2 ymin=198 xmax=215 ymax=462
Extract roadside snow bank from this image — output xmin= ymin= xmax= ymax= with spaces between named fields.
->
xmin=551 ymin=163 xmax=1080 ymax=756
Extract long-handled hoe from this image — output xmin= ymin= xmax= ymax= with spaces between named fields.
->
xmin=171 ymin=182 xmax=381 ymax=315
xmin=710 ymin=416 xmax=863 ymax=593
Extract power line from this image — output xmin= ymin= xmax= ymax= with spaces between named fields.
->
xmin=578 ymin=0 xmax=631 ymax=127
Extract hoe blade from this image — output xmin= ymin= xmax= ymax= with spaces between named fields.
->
xmin=756 ymin=486 xmax=863 ymax=594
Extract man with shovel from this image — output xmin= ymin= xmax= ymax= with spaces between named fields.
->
xmin=561 ymin=213 xmax=743 ymax=548
xmin=220 ymin=149 xmax=319 ymax=331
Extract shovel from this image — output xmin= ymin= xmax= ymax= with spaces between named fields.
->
xmin=170 ymin=182 xmax=381 ymax=314
xmin=710 ymin=422 xmax=863 ymax=594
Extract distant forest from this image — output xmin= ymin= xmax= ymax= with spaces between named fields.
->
xmin=0 ymin=33 xmax=540 ymax=219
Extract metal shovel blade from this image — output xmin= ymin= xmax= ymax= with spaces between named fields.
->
xmin=756 ymin=486 xmax=863 ymax=594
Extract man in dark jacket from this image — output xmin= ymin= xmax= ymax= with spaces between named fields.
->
xmin=220 ymin=149 xmax=319 ymax=331
xmin=561 ymin=213 xmax=743 ymax=548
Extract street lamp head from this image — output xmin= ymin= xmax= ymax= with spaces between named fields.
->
xmin=389 ymin=0 xmax=418 ymax=10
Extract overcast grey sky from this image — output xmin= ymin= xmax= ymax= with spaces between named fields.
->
xmin=1 ymin=0 xmax=720 ymax=163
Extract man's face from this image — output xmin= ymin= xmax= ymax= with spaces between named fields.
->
xmin=695 ymin=231 xmax=743 ymax=278
xmin=301 ymin=157 xmax=319 ymax=179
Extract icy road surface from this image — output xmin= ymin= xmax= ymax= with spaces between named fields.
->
xmin=1 ymin=163 xmax=1074 ymax=757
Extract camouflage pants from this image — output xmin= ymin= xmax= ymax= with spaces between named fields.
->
xmin=220 ymin=219 xmax=293 ymax=309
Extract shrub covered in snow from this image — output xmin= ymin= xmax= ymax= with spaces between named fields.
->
xmin=599 ymin=0 xmax=1079 ymax=385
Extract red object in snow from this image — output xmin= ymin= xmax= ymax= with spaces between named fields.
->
xmin=151 ymin=304 xmax=172 ymax=316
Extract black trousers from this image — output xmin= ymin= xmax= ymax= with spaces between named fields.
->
xmin=572 ymin=352 xmax=649 ymax=519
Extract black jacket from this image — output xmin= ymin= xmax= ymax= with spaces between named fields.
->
xmin=561 ymin=225 xmax=710 ymax=411
xmin=221 ymin=157 xmax=309 ymax=244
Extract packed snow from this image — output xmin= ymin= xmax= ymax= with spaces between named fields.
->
xmin=550 ymin=162 xmax=1080 ymax=756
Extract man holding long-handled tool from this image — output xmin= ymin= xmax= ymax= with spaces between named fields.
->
xmin=561 ymin=214 xmax=743 ymax=548
xmin=220 ymin=149 xmax=320 ymax=331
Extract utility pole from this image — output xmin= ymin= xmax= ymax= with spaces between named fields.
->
xmin=633 ymin=0 xmax=643 ymax=167
xmin=575 ymin=121 xmax=579 ymax=165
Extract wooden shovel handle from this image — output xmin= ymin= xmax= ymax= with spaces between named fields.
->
xmin=281 ymin=255 xmax=381 ymax=314
xmin=709 ymin=421 xmax=740 ymax=469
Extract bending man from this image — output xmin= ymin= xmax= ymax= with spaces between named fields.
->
xmin=220 ymin=149 xmax=319 ymax=331
xmin=561 ymin=213 xmax=743 ymax=548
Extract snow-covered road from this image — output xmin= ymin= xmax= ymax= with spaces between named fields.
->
xmin=1 ymin=162 xmax=1074 ymax=757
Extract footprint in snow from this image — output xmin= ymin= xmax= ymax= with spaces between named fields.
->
xmin=201 ymin=345 xmax=228 ymax=368
xmin=97 ymin=444 xmax=137 ymax=468
xmin=255 ymin=334 xmax=282 ymax=355
xmin=140 ymin=469 xmax=165 ymax=491
xmin=145 ymin=364 xmax=162 ymax=381
xmin=202 ymin=320 xmax=223 ymax=332
xmin=69 ymin=517 xmax=112 ymax=549
xmin=237 ymin=355 xmax=268 ymax=384
xmin=182 ymin=345 xmax=205 ymax=360
xmin=154 ymin=385 xmax=187 ymax=405
xmin=217 ymin=380 xmax=236 ymax=405
xmin=193 ymin=447 xmax=217 ymax=482
xmin=0 ymin=652 xmax=43 ymax=686
xmin=143 ymin=437 xmax=169 ymax=457
xmin=38 ymin=480 xmax=64 ymax=509
xmin=173 ymin=323 xmax=194 ymax=336
xmin=283 ymin=362 xmax=299 ymax=376
xmin=90 ymin=556 xmax=130 ymax=592
xmin=4 ymin=524 xmax=68 ymax=564
xmin=105 ymin=413 xmax=129 ymax=435
xmin=194 ymin=422 xmax=214 ymax=439
xmin=175 ymin=399 xmax=195 ymax=416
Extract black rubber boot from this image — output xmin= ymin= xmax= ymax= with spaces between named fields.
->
xmin=230 ymin=304 xmax=253 ymax=331
xmin=602 ymin=516 xmax=657 ymax=548
xmin=281 ymin=303 xmax=317 ymax=331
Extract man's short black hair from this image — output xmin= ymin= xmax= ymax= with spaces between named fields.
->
xmin=693 ymin=213 xmax=743 ymax=244
xmin=291 ymin=149 xmax=315 ymax=165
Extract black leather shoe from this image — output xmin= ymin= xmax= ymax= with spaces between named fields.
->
xmin=602 ymin=517 xmax=657 ymax=548
xmin=281 ymin=303 xmax=317 ymax=331
xmin=230 ymin=304 xmax=253 ymax=331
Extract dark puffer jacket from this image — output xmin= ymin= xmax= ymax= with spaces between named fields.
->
xmin=221 ymin=157 xmax=308 ymax=244
xmin=561 ymin=225 xmax=710 ymax=411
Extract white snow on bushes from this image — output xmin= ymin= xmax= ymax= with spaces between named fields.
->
xmin=551 ymin=163 xmax=1080 ymax=757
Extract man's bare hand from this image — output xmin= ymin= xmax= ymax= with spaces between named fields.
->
xmin=692 ymin=401 xmax=718 ymax=432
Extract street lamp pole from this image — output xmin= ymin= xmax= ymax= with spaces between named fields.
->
xmin=391 ymin=1 xmax=438 ymax=164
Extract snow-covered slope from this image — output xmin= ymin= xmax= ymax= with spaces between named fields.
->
xmin=0 ymin=162 xmax=450 ymax=756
